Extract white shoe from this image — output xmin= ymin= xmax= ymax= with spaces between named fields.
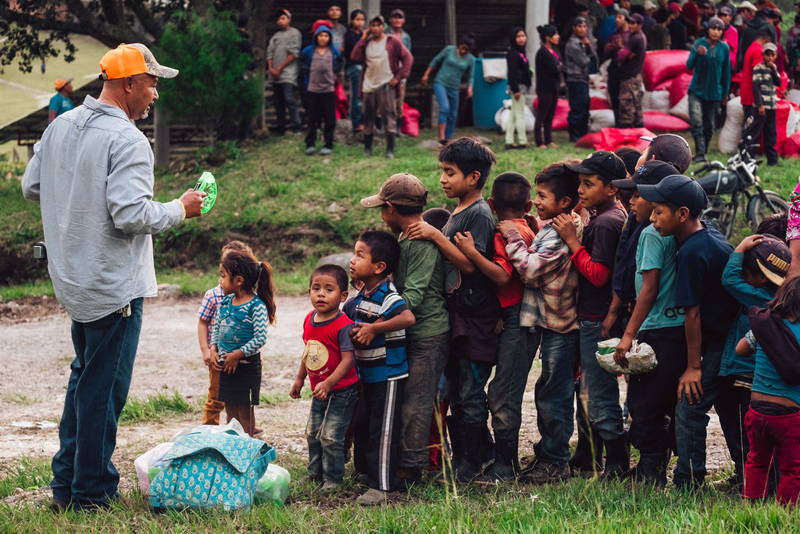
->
xmin=305 ymin=146 xmax=316 ymax=155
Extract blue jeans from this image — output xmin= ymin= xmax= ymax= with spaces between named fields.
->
xmin=346 ymin=64 xmax=363 ymax=129
xmin=533 ymin=328 xmax=580 ymax=466
xmin=687 ymin=93 xmax=718 ymax=156
xmin=306 ymin=384 xmax=358 ymax=484
xmin=272 ymin=82 xmax=301 ymax=133
xmin=566 ymin=81 xmax=590 ymax=141
xmin=51 ymin=298 xmax=143 ymax=508
xmin=674 ymin=350 xmax=749 ymax=486
xmin=434 ymin=82 xmax=460 ymax=140
xmin=487 ymin=304 xmax=539 ymax=441
xmin=579 ymin=320 xmax=624 ymax=441
xmin=448 ymin=359 xmax=492 ymax=426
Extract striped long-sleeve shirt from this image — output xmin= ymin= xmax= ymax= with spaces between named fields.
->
xmin=506 ymin=213 xmax=583 ymax=333
xmin=752 ymin=62 xmax=780 ymax=109
xmin=211 ymin=294 xmax=268 ymax=358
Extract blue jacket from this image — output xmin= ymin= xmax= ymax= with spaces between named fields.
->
xmin=719 ymin=252 xmax=775 ymax=377
xmin=299 ymin=25 xmax=343 ymax=91
xmin=687 ymin=37 xmax=731 ymax=102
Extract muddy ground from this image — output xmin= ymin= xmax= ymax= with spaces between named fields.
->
xmin=0 ymin=295 xmax=733 ymax=502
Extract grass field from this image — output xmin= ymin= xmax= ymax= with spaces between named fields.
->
xmin=2 ymin=128 xmax=798 ymax=298
xmin=1 ymin=452 xmax=799 ymax=533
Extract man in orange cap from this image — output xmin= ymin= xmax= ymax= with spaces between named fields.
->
xmin=22 ymin=43 xmax=204 ymax=512
xmin=48 ymin=78 xmax=74 ymax=122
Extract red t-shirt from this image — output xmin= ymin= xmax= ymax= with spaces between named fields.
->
xmin=740 ymin=41 xmax=763 ymax=107
xmin=301 ymin=311 xmax=358 ymax=391
xmin=493 ymin=218 xmax=536 ymax=308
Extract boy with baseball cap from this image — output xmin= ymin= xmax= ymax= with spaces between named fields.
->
xmin=608 ymin=160 xmax=686 ymax=485
xmin=716 ymin=233 xmax=791 ymax=492
xmin=640 ymin=174 xmax=739 ymax=490
xmin=553 ymin=151 xmax=629 ymax=479
xmin=361 ymin=173 xmax=450 ymax=485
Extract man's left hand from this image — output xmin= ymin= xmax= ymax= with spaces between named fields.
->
xmin=180 ymin=189 xmax=206 ymax=218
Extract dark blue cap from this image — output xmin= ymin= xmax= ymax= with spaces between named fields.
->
xmin=611 ymin=160 xmax=678 ymax=190
xmin=637 ymin=174 xmax=708 ymax=216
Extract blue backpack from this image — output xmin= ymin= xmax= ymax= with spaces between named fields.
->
xmin=149 ymin=429 xmax=276 ymax=511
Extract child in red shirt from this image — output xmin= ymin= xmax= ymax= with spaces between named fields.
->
xmin=455 ymin=171 xmax=537 ymax=481
xmin=290 ymin=264 xmax=359 ymax=493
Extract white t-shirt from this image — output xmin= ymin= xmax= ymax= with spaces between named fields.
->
xmin=363 ymin=37 xmax=394 ymax=93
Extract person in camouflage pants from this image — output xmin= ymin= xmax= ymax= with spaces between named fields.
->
xmin=617 ymin=74 xmax=644 ymax=128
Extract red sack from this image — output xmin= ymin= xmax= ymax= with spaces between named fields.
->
xmin=782 ymin=132 xmax=800 ymax=158
xmin=401 ymin=102 xmax=420 ymax=137
xmin=533 ymin=97 xmax=570 ymax=130
xmin=595 ymin=127 xmax=656 ymax=152
xmin=642 ymin=50 xmax=690 ymax=91
xmin=775 ymin=99 xmax=800 ymax=155
xmin=590 ymin=96 xmax=612 ymax=110
xmin=643 ymin=111 xmax=690 ymax=131
xmin=575 ymin=132 xmax=603 ymax=148
xmin=652 ymin=79 xmax=673 ymax=91
xmin=668 ymin=72 xmax=693 ymax=107
xmin=335 ymin=80 xmax=348 ymax=120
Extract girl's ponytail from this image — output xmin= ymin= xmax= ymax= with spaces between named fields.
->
xmin=257 ymin=261 xmax=277 ymax=324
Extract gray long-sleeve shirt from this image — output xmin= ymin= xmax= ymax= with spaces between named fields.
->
xmin=21 ymin=95 xmax=184 ymax=323
xmin=564 ymin=35 xmax=597 ymax=84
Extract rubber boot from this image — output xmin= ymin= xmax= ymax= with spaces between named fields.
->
xmin=386 ymin=133 xmax=395 ymax=159
xmin=455 ymin=424 xmax=484 ymax=483
xmin=600 ymin=435 xmax=630 ymax=480
xmin=475 ymin=436 xmax=519 ymax=483
xmin=627 ymin=450 xmax=668 ymax=487
xmin=364 ymin=134 xmax=373 ymax=156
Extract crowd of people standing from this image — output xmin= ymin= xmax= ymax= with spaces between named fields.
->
xmin=264 ymin=1 xmax=800 ymax=164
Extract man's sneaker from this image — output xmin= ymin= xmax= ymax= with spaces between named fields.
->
xmin=692 ymin=154 xmax=706 ymax=163
xmin=305 ymin=146 xmax=316 ymax=155
xmin=520 ymin=461 xmax=570 ymax=485
xmin=320 ymin=147 xmax=333 ymax=156
xmin=356 ymin=488 xmax=387 ymax=506
xmin=320 ymin=480 xmax=341 ymax=494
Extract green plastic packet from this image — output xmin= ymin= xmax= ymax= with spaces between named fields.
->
xmin=194 ymin=171 xmax=217 ymax=214
xmin=596 ymin=338 xmax=619 ymax=356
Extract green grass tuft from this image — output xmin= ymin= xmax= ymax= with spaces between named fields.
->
xmin=119 ymin=391 xmax=193 ymax=425
xmin=0 ymin=458 xmax=51 ymax=499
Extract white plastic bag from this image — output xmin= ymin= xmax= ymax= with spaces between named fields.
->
xmin=589 ymin=109 xmax=615 ymax=132
xmin=482 ymin=58 xmax=507 ymax=82
xmin=717 ymin=96 xmax=744 ymax=153
xmin=595 ymin=338 xmax=657 ymax=375
xmin=643 ymin=90 xmax=671 ymax=112
xmin=669 ymin=94 xmax=689 ymax=121
xmin=788 ymin=89 xmax=800 ymax=105
xmin=134 ymin=442 xmax=174 ymax=494
xmin=494 ymin=101 xmax=535 ymax=132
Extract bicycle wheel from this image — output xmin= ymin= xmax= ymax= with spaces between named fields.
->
xmin=746 ymin=190 xmax=790 ymax=230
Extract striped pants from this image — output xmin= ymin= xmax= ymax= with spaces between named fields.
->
xmin=353 ymin=378 xmax=406 ymax=491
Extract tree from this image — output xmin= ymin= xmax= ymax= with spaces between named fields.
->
xmin=156 ymin=8 xmax=262 ymax=140
xmin=0 ymin=0 xmax=271 ymax=74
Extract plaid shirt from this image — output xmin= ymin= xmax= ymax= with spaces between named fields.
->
xmin=198 ymin=286 xmax=225 ymax=344
xmin=505 ymin=213 xmax=583 ymax=333
xmin=752 ymin=62 xmax=780 ymax=110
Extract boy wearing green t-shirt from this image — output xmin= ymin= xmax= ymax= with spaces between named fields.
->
xmin=361 ymin=173 xmax=450 ymax=484
xmin=609 ymin=160 xmax=686 ymax=486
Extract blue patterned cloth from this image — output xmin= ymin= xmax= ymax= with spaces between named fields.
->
xmin=149 ymin=429 xmax=275 ymax=510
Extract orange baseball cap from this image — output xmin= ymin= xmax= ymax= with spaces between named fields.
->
xmin=99 ymin=43 xmax=178 ymax=80
xmin=54 ymin=78 xmax=72 ymax=90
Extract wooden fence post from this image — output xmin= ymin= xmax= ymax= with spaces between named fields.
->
xmin=154 ymin=105 xmax=170 ymax=169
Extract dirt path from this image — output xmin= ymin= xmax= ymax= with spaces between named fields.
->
xmin=0 ymin=297 xmax=733 ymax=481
